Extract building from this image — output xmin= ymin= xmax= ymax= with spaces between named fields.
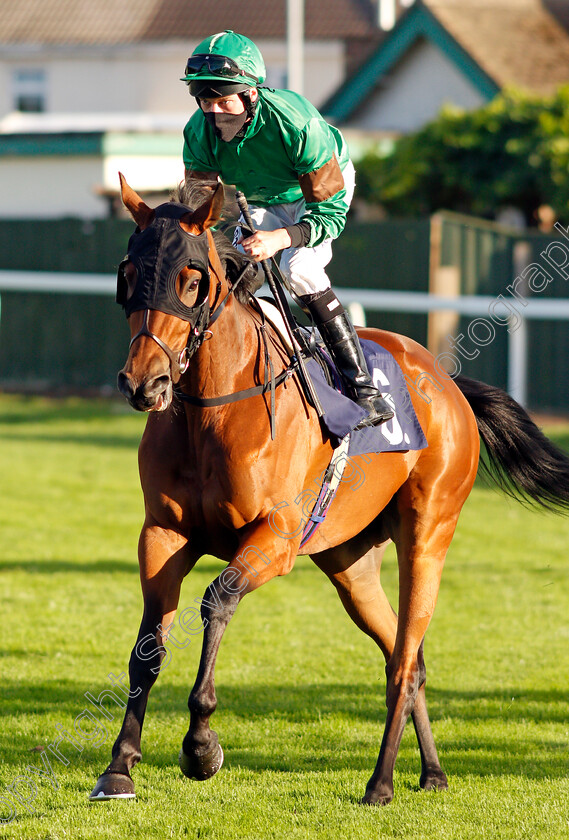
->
xmin=323 ymin=0 xmax=569 ymax=133
xmin=0 ymin=0 xmax=380 ymax=218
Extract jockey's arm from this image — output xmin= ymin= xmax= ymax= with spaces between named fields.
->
xmin=185 ymin=168 xmax=292 ymax=261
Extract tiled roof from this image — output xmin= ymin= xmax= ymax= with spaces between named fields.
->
xmin=426 ymin=0 xmax=569 ymax=94
xmin=0 ymin=0 xmax=376 ymax=45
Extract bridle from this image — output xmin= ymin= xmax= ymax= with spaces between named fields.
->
xmin=118 ymin=205 xmax=297 ymax=438
xmin=126 ymin=252 xmax=250 ymax=379
xmin=127 ymin=309 xmax=202 ymax=378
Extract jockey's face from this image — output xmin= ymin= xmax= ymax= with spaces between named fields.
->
xmin=199 ymin=88 xmax=258 ymax=114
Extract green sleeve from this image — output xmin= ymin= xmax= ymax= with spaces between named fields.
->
xmin=301 ymin=189 xmax=349 ymax=248
xmin=182 ymin=115 xmax=218 ymax=173
xmin=289 ymin=117 xmax=349 ymax=247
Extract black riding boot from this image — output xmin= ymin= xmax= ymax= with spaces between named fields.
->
xmin=301 ymin=290 xmax=394 ymax=427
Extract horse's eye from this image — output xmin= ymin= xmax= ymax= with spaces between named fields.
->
xmin=124 ymin=263 xmax=137 ymax=299
xmin=177 ymin=269 xmax=202 ymax=303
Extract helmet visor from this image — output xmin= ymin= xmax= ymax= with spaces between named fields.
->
xmin=183 ymin=53 xmax=259 ymax=84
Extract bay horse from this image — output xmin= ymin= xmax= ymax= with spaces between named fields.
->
xmin=90 ymin=175 xmax=569 ymax=805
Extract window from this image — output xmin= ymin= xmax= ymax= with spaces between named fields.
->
xmin=13 ymin=69 xmax=46 ymax=112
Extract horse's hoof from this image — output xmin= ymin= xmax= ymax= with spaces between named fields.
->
xmin=179 ymin=743 xmax=224 ymax=781
xmin=89 ymin=772 xmax=136 ymax=801
xmin=420 ymin=768 xmax=448 ymax=791
xmin=360 ymin=786 xmax=394 ymax=806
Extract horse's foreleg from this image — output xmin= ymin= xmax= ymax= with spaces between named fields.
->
xmin=179 ymin=528 xmax=297 ymax=782
xmin=90 ymin=521 xmax=192 ymax=800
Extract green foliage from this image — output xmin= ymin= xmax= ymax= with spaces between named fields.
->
xmin=355 ymin=86 xmax=569 ymax=223
xmin=1 ymin=396 xmax=569 ymax=839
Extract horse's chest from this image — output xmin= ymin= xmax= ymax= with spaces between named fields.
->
xmin=177 ymin=458 xmax=264 ymax=531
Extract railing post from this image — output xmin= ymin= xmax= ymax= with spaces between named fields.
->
xmin=508 ymin=314 xmax=527 ymax=407
xmin=428 ymin=213 xmax=460 ymax=367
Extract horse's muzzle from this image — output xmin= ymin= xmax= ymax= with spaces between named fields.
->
xmin=117 ymin=369 xmax=172 ymax=412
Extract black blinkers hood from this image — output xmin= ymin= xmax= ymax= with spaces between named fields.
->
xmin=117 ymin=202 xmax=211 ymax=322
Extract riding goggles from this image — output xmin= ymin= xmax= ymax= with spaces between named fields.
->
xmin=183 ymin=54 xmax=259 ymax=84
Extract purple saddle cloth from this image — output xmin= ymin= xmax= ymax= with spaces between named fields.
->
xmin=304 ymin=339 xmax=427 ymax=457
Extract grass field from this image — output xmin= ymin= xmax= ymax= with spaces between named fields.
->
xmin=1 ymin=393 xmax=568 ymax=840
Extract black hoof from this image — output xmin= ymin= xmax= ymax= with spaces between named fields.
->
xmin=420 ymin=768 xmax=448 ymax=791
xmin=89 ymin=772 xmax=136 ymax=801
xmin=360 ymin=792 xmax=393 ymax=806
xmin=179 ymin=742 xmax=224 ymax=781
xmin=360 ymin=781 xmax=394 ymax=806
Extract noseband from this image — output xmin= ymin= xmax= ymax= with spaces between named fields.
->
xmin=127 ymin=310 xmax=205 ymax=377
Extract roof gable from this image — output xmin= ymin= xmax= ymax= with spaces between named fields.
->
xmin=323 ymin=1 xmax=499 ymax=121
xmin=323 ymin=0 xmax=569 ymax=122
xmin=430 ymin=0 xmax=569 ymax=95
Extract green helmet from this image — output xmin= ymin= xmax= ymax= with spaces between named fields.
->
xmin=181 ymin=30 xmax=266 ymax=94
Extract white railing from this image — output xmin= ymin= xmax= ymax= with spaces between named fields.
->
xmin=2 ymin=271 xmax=568 ymax=407
xmin=0 ymin=270 xmax=115 ymax=294
xmin=333 ymin=287 xmax=569 ymax=408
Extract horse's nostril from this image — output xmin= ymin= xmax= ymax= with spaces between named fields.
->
xmin=145 ymin=374 xmax=170 ymax=398
xmin=117 ymin=370 xmax=135 ymax=398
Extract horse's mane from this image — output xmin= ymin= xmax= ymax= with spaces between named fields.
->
xmin=170 ymin=181 xmax=259 ymax=305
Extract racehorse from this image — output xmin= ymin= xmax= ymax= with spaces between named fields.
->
xmin=90 ymin=175 xmax=569 ymax=806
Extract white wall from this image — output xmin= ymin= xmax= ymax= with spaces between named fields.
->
xmin=257 ymin=39 xmax=345 ymax=106
xmin=0 ymin=42 xmax=190 ymax=115
xmin=103 ymin=153 xmax=182 ymax=192
xmin=0 ymin=38 xmax=345 ymax=118
xmin=0 ymin=156 xmax=107 ymax=218
xmin=349 ymin=37 xmax=487 ymax=132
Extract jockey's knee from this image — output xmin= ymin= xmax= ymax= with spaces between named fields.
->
xmin=280 ymin=247 xmax=331 ymax=297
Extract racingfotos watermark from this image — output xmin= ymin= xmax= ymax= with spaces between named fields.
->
xmin=402 ymin=221 xmax=569 ymax=403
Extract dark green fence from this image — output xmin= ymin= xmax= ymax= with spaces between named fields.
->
xmin=436 ymin=213 xmax=569 ymax=410
xmin=0 ymin=216 xmax=431 ymax=395
xmin=328 ymin=218 xmax=431 ymax=345
xmin=0 ymin=217 xmax=132 ymax=392
xmin=1 ymin=212 xmax=569 ymax=412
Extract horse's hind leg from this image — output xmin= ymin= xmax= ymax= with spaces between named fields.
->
xmin=312 ymin=541 xmax=446 ymax=795
xmin=361 ymin=488 xmax=464 ymax=805
xmin=90 ymin=521 xmax=192 ymax=799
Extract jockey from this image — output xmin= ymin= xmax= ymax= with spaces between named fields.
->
xmin=181 ymin=30 xmax=394 ymax=426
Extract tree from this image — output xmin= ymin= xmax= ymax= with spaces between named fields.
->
xmin=355 ymin=86 xmax=569 ymax=224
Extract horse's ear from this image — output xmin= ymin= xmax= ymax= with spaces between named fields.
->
xmin=119 ymin=172 xmax=155 ymax=229
xmin=185 ymin=181 xmax=225 ymax=233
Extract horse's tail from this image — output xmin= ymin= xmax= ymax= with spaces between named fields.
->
xmin=454 ymin=374 xmax=569 ymax=512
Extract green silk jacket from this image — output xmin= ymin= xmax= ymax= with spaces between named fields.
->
xmin=183 ymin=88 xmax=352 ymax=247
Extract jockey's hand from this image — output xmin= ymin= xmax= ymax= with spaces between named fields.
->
xmin=239 ymin=228 xmax=292 ymax=262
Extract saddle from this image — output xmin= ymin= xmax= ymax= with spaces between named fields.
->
xmin=253 ymin=295 xmax=427 ymax=457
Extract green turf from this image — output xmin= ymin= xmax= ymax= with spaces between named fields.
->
xmin=1 ymin=394 xmax=568 ymax=839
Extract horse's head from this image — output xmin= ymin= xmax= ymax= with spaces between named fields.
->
xmin=116 ymin=173 xmax=224 ymax=412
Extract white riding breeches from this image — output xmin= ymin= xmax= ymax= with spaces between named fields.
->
xmin=234 ymin=160 xmax=356 ymax=297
